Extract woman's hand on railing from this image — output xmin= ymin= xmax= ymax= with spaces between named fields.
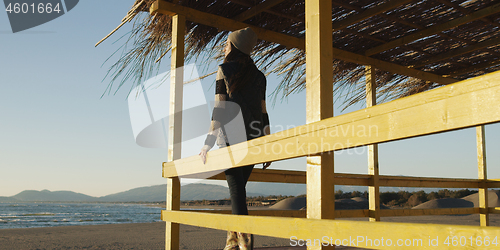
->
xmin=263 ymin=162 xmax=272 ymax=170
xmin=199 ymin=146 xmax=210 ymax=164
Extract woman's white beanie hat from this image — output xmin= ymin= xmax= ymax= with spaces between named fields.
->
xmin=228 ymin=27 xmax=258 ymax=55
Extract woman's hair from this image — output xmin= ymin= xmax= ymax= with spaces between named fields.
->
xmin=223 ymin=43 xmax=257 ymax=95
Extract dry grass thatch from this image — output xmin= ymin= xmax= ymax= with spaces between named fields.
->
xmin=101 ymin=0 xmax=500 ymax=108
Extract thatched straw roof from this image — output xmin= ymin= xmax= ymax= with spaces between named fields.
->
xmin=100 ymin=0 xmax=500 ymax=108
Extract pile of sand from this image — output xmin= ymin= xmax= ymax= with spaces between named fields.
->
xmin=462 ymin=190 xmax=500 ymax=207
xmin=412 ymin=190 xmax=500 ymax=209
xmin=270 ymin=196 xmax=387 ymax=210
xmin=412 ymin=198 xmax=473 ymax=209
xmin=270 ymin=197 xmax=306 ymax=210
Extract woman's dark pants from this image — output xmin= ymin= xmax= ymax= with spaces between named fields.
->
xmin=225 ymin=164 xmax=254 ymax=215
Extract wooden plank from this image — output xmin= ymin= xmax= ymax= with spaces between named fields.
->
xmin=201 ymin=169 xmax=481 ymax=188
xmin=487 ymin=180 xmax=500 ymax=188
xmin=477 ymin=125 xmax=489 ymax=226
xmin=378 ymin=175 xmax=480 ymax=188
xmin=305 ymin=1 xmax=335 ymax=249
xmin=165 ymin=14 xmax=184 ymax=250
xmin=379 ymin=208 xmax=479 ymax=217
xmin=166 ymin=178 xmax=180 ymax=250
xmin=332 ymin=0 xmax=413 ymax=31
xmin=205 ymin=168 xmax=307 ymax=183
xmin=149 ymin=0 xmax=456 ymax=85
xmin=163 ymin=70 xmax=500 ymax=178
xmin=488 ymin=207 xmax=500 ymax=214
xmin=366 ymin=66 xmax=380 ymax=222
xmin=184 ymin=209 xmax=306 ymax=217
xmin=413 ymin=36 xmax=500 ymax=68
xmin=234 ymin=0 xmax=286 ymax=22
xmin=365 ymin=2 xmax=500 ymax=56
xmin=161 ymin=210 xmax=500 ymax=249
xmin=184 ymin=207 xmax=480 ymax=218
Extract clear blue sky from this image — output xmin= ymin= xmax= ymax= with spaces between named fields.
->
xmin=1 ymin=0 xmax=499 ymax=197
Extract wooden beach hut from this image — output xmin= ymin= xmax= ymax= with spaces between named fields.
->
xmin=99 ymin=0 xmax=500 ymax=249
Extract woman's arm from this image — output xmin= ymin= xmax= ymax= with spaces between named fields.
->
xmin=262 ymin=99 xmax=270 ymax=136
xmin=200 ymin=68 xmax=226 ymax=164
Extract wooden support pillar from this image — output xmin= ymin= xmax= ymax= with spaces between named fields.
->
xmin=166 ymin=14 xmax=185 ymax=250
xmin=477 ymin=125 xmax=489 ymax=226
xmin=305 ymin=0 xmax=334 ymax=249
xmin=365 ymin=66 xmax=380 ymax=222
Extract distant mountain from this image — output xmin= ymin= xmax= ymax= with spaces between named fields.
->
xmin=100 ymin=183 xmax=262 ymax=202
xmin=0 ymin=196 xmax=18 ymax=202
xmin=181 ymin=183 xmax=229 ymax=201
xmin=99 ymin=185 xmax=167 ymax=202
xmin=12 ymin=190 xmax=97 ymax=202
xmin=1 ymin=184 xmax=263 ymax=202
xmin=0 ymin=180 xmax=474 ymax=203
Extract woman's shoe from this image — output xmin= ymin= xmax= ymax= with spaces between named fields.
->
xmin=237 ymin=232 xmax=253 ymax=250
xmin=223 ymin=231 xmax=239 ymax=250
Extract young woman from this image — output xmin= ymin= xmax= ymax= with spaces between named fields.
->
xmin=199 ymin=27 xmax=271 ymax=250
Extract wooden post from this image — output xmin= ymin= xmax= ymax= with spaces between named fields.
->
xmin=305 ymin=0 xmax=334 ymax=249
xmin=366 ymin=66 xmax=380 ymax=222
xmin=166 ymin=14 xmax=185 ymax=250
xmin=477 ymin=125 xmax=489 ymax=226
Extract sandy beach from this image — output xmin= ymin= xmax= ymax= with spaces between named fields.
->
xmin=0 ymin=222 xmax=295 ymax=250
xmin=2 ymin=214 xmax=499 ymax=250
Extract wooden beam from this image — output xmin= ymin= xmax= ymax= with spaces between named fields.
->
xmin=305 ymin=1 xmax=335 ymax=249
xmin=229 ymin=0 xmax=303 ymax=23
xmin=413 ymin=36 xmax=500 ymax=68
xmin=165 ymin=14 xmax=184 ymax=250
xmin=233 ymin=0 xmax=286 ymax=22
xmin=205 ymin=168 xmax=307 ymax=183
xmin=378 ymin=175 xmax=480 ymax=188
xmin=201 ymin=169 xmax=481 ymax=188
xmin=332 ymin=0 xmax=500 ymax=59
xmin=437 ymin=0 xmax=500 ymax=29
xmin=185 ymin=209 xmax=307 ymax=218
xmin=161 ymin=210 xmax=500 ymax=249
xmin=487 ymin=180 xmax=500 ymax=188
xmin=150 ymin=0 xmax=303 ymax=48
xmin=332 ymin=0 xmax=413 ymax=31
xmin=163 ymin=70 xmax=500 ymax=178
xmin=150 ymin=0 xmax=457 ymax=85
xmin=488 ymin=207 xmax=500 ymax=214
xmin=449 ymin=59 xmax=500 ymax=77
xmin=477 ymin=125 xmax=489 ymax=226
xmin=364 ymin=2 xmax=500 ymax=56
xmin=366 ymin=66 xmax=380 ymax=222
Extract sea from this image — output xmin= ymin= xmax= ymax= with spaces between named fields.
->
xmin=0 ymin=202 xmax=164 ymax=229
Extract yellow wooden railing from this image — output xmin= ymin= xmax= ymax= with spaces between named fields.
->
xmin=153 ymin=0 xmax=500 ymax=249
xmin=161 ymin=69 xmax=500 ymax=250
